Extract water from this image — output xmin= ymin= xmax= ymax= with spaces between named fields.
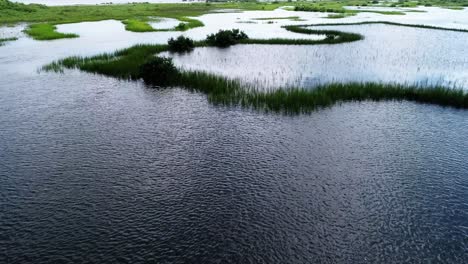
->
xmin=165 ymin=24 xmax=468 ymax=89
xmin=1 ymin=7 xmax=468 ymax=263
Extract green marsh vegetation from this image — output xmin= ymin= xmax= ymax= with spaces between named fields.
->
xmin=384 ymin=0 xmax=468 ymax=8
xmin=2 ymin=0 xmax=466 ymax=40
xmin=122 ymin=17 xmax=204 ymax=33
xmin=294 ymin=4 xmax=406 ymax=15
xmin=42 ymin=28 xmax=467 ymax=113
xmin=168 ymin=36 xmax=195 ymax=52
xmin=252 ymin=16 xmax=306 ymax=21
xmin=327 ymin=13 xmax=357 ymax=19
xmin=0 ymin=0 xmax=290 ymax=25
xmin=0 ymin=0 xmax=465 ymax=26
xmin=0 ymin=36 xmax=17 ymax=45
xmin=206 ymin=29 xmax=249 ymax=47
xmin=122 ymin=18 xmax=157 ymax=32
xmin=282 ymin=25 xmax=363 ymax=43
xmin=301 ymin=21 xmax=468 ymax=33
xmin=24 ymin=23 xmax=78 ymax=40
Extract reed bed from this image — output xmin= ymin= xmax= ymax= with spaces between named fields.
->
xmin=301 ymin=21 xmax=468 ymax=33
xmin=0 ymin=37 xmax=17 ymax=46
xmin=42 ymin=28 xmax=467 ymax=113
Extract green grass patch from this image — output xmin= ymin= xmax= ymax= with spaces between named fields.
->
xmin=0 ymin=0 xmax=289 ymax=25
xmin=283 ymin=25 xmax=363 ymax=43
xmin=122 ymin=19 xmax=155 ymax=32
xmin=0 ymin=0 xmax=466 ymax=27
xmin=443 ymin=6 xmax=465 ymax=10
xmin=23 ymin=23 xmax=78 ymax=40
xmin=252 ymin=16 xmax=305 ymax=21
xmin=326 ymin=13 xmax=357 ymax=19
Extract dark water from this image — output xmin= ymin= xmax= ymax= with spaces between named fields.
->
xmin=1 ymin=70 xmax=467 ymax=263
xmin=1 ymin=11 xmax=468 ymax=262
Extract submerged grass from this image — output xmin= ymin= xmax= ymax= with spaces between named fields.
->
xmin=301 ymin=21 xmax=468 ymax=33
xmin=283 ymin=25 xmax=363 ymax=43
xmin=43 ymin=29 xmax=467 ymax=113
xmin=327 ymin=13 xmax=357 ymax=19
xmin=0 ymin=36 xmax=17 ymax=45
xmin=24 ymin=23 xmax=78 ymax=40
xmin=252 ymin=16 xmax=305 ymax=21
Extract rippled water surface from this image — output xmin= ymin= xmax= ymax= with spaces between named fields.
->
xmin=1 ymin=6 xmax=468 ymax=263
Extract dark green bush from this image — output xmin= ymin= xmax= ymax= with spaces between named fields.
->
xmin=168 ymin=36 xmax=195 ymax=52
xmin=206 ymin=29 xmax=248 ymax=47
xmin=175 ymin=22 xmax=187 ymax=31
xmin=139 ymin=57 xmax=178 ymax=85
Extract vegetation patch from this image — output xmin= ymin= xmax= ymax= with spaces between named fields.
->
xmin=168 ymin=35 xmax=195 ymax=52
xmin=0 ymin=0 xmax=466 ymax=27
xmin=139 ymin=56 xmax=178 ymax=85
xmin=301 ymin=21 xmax=468 ymax=33
xmin=24 ymin=23 xmax=78 ymax=40
xmin=0 ymin=0 xmax=288 ymax=25
xmin=358 ymin=10 xmax=406 ymax=15
xmin=0 ymin=37 xmax=17 ymax=46
xmin=206 ymin=29 xmax=249 ymax=47
xmin=43 ymin=29 xmax=467 ymax=113
xmin=327 ymin=13 xmax=357 ymax=19
xmin=252 ymin=16 xmax=305 ymax=21
xmin=122 ymin=19 xmax=156 ymax=32
xmin=283 ymin=25 xmax=363 ymax=44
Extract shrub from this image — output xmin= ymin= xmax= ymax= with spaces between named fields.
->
xmin=139 ymin=57 xmax=178 ymax=85
xmin=168 ymin=36 xmax=194 ymax=52
xmin=206 ymin=29 xmax=248 ymax=47
xmin=175 ymin=22 xmax=187 ymax=31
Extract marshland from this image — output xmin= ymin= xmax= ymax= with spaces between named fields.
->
xmin=1 ymin=0 xmax=467 ymax=263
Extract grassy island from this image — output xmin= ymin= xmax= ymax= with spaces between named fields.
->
xmin=42 ymin=27 xmax=467 ymax=113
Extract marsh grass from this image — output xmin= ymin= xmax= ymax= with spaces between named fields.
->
xmin=42 ymin=30 xmax=467 ymax=113
xmin=0 ymin=37 xmax=17 ymax=46
xmin=252 ymin=16 xmax=305 ymax=21
xmin=122 ymin=19 xmax=156 ymax=32
xmin=282 ymin=25 xmax=363 ymax=43
xmin=326 ymin=13 xmax=356 ymax=19
xmin=24 ymin=23 xmax=78 ymax=40
xmin=302 ymin=21 xmax=468 ymax=33
xmin=0 ymin=0 xmax=287 ymax=25
xmin=358 ymin=10 xmax=406 ymax=15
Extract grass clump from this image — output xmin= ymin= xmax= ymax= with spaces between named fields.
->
xmin=122 ymin=19 xmax=155 ymax=32
xmin=24 ymin=23 xmax=78 ymax=40
xmin=0 ymin=37 xmax=17 ymax=46
xmin=283 ymin=25 xmax=363 ymax=44
xmin=327 ymin=13 xmax=356 ymax=19
xmin=168 ymin=36 xmax=195 ymax=52
xmin=302 ymin=21 xmax=468 ymax=33
xmin=206 ymin=29 xmax=249 ymax=47
xmin=253 ymin=16 xmax=302 ymax=21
